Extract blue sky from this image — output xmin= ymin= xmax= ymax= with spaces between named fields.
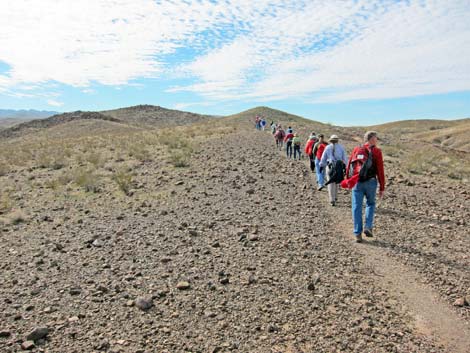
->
xmin=1 ymin=0 xmax=470 ymax=126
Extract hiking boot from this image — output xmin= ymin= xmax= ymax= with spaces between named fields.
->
xmin=355 ymin=234 xmax=363 ymax=243
xmin=364 ymin=229 xmax=373 ymax=237
xmin=330 ymin=201 xmax=335 ymax=206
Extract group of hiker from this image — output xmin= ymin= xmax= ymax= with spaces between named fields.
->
xmin=255 ymin=118 xmax=385 ymax=243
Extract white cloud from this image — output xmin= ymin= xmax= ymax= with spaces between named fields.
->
xmin=47 ymin=99 xmax=64 ymax=107
xmin=175 ymin=0 xmax=470 ymax=102
xmin=1 ymin=0 xmax=469 ymax=104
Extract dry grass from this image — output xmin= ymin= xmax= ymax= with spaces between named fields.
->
xmin=112 ymin=167 xmax=134 ymax=195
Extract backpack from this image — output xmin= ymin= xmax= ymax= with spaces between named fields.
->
xmin=353 ymin=145 xmax=375 ymax=182
xmin=325 ymin=160 xmax=345 ymax=185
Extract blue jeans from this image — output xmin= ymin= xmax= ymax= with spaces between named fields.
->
xmin=293 ymin=145 xmax=301 ymax=159
xmin=352 ymin=178 xmax=377 ymax=235
xmin=286 ymin=142 xmax=293 ymax=158
xmin=315 ymin=158 xmax=325 ymax=186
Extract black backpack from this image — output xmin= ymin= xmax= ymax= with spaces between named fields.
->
xmin=356 ymin=145 xmax=376 ymax=182
xmin=325 ymin=160 xmax=345 ymax=185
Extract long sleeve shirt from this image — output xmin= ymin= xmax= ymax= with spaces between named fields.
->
xmin=319 ymin=143 xmax=348 ymax=168
xmin=346 ymin=143 xmax=385 ymax=191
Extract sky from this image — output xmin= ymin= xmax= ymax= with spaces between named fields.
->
xmin=1 ymin=0 xmax=469 ymax=126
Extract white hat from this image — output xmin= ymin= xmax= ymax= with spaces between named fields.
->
xmin=329 ymin=134 xmax=339 ymax=141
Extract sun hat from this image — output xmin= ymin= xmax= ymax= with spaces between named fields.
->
xmin=329 ymin=134 xmax=339 ymax=142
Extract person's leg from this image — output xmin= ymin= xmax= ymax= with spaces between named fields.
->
xmin=352 ymin=182 xmax=365 ymax=235
xmin=315 ymin=158 xmax=324 ymax=187
xmin=326 ymin=166 xmax=334 ymax=202
xmin=310 ymin=155 xmax=315 ymax=172
xmin=364 ymin=178 xmax=378 ymax=231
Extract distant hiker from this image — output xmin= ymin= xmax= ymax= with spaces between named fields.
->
xmin=313 ymin=134 xmax=327 ymax=190
xmin=304 ymin=132 xmax=318 ymax=172
xmin=319 ymin=135 xmax=347 ymax=206
xmin=270 ymin=121 xmax=277 ymax=134
xmin=255 ymin=116 xmax=261 ymax=130
xmin=284 ymin=129 xmax=294 ymax=158
xmin=342 ymin=131 xmax=385 ymax=243
xmin=274 ymin=127 xmax=285 ymax=150
xmin=292 ymin=133 xmax=302 ymax=160
xmin=260 ymin=118 xmax=267 ymax=131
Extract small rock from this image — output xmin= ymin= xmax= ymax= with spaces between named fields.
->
xmin=0 ymin=330 xmax=11 ymax=338
xmin=21 ymin=341 xmax=35 ymax=350
xmin=175 ymin=181 xmax=184 ymax=185
xmin=453 ymin=297 xmax=468 ymax=307
xmin=248 ymin=234 xmax=259 ymax=241
xmin=92 ymin=239 xmax=103 ymax=247
xmin=219 ymin=277 xmax=230 ymax=285
xmin=26 ymin=327 xmax=49 ymax=341
xmin=176 ymin=281 xmax=191 ymax=290
xmin=69 ymin=287 xmax=82 ymax=296
xmin=135 ymin=297 xmax=153 ymax=311
xmin=188 ymin=229 xmax=198 ymax=236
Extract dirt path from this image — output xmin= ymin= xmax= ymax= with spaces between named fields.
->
xmin=285 ymin=132 xmax=470 ymax=353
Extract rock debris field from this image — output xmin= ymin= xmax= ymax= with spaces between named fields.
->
xmin=1 ymin=128 xmax=469 ymax=353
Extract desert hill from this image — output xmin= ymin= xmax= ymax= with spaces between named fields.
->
xmin=102 ymin=104 xmax=215 ymax=127
xmin=0 ymin=111 xmax=122 ymax=140
xmin=0 ymin=105 xmax=469 ymax=352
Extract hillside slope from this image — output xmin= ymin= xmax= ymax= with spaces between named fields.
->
xmin=102 ymin=104 xmax=215 ymax=127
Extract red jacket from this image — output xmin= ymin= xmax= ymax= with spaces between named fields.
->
xmin=345 ymin=143 xmax=385 ymax=191
xmin=284 ymin=133 xmax=294 ymax=142
xmin=315 ymin=142 xmax=327 ymax=160
xmin=305 ymin=139 xmax=314 ymax=155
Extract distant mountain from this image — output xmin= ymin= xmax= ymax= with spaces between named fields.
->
xmin=102 ymin=104 xmax=216 ymax=127
xmin=0 ymin=111 xmax=121 ymax=139
xmin=0 ymin=109 xmax=59 ymax=119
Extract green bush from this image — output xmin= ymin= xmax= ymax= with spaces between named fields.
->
xmin=112 ymin=168 xmax=134 ymax=195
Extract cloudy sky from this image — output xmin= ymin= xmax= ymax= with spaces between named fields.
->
xmin=1 ymin=0 xmax=469 ymax=125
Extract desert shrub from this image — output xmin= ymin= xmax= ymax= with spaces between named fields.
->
xmin=0 ymin=193 xmax=12 ymax=214
xmin=72 ymin=167 xmax=100 ymax=193
xmin=112 ymin=168 xmax=134 ymax=195
xmin=128 ymin=143 xmax=151 ymax=162
xmin=0 ymin=161 xmax=10 ymax=176
xmin=168 ymin=150 xmax=190 ymax=168
xmin=85 ymin=151 xmax=104 ymax=168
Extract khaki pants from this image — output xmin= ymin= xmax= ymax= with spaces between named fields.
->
xmin=326 ymin=165 xmax=339 ymax=203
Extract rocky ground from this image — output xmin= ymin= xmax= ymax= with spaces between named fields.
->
xmin=0 ymin=125 xmax=469 ymax=352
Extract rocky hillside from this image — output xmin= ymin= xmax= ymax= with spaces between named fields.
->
xmin=0 ymin=111 xmax=122 ymax=139
xmin=102 ymin=105 xmax=216 ymax=127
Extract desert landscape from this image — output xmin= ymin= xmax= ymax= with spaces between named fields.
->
xmin=0 ymin=105 xmax=468 ymax=352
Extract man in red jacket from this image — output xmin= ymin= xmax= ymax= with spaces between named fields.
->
xmin=345 ymin=131 xmax=385 ymax=243
xmin=304 ymin=132 xmax=317 ymax=172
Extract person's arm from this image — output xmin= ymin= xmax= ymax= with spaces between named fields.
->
xmin=319 ymin=145 xmax=329 ymax=167
xmin=345 ymin=148 xmax=355 ymax=177
xmin=376 ymin=149 xmax=385 ymax=196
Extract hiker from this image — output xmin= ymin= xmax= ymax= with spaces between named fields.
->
xmin=342 ymin=131 xmax=385 ymax=243
xmin=319 ymin=135 xmax=347 ymax=206
xmin=313 ymin=134 xmax=327 ymax=190
xmin=255 ymin=116 xmax=261 ymax=130
xmin=292 ymin=133 xmax=302 ymax=160
xmin=304 ymin=132 xmax=318 ymax=172
xmin=260 ymin=118 xmax=267 ymax=131
xmin=270 ymin=121 xmax=277 ymax=134
xmin=284 ymin=128 xmax=294 ymax=158
xmin=274 ymin=127 xmax=285 ymax=150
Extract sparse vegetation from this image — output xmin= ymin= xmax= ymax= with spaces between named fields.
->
xmin=72 ymin=167 xmax=100 ymax=193
xmin=112 ymin=167 xmax=134 ymax=195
